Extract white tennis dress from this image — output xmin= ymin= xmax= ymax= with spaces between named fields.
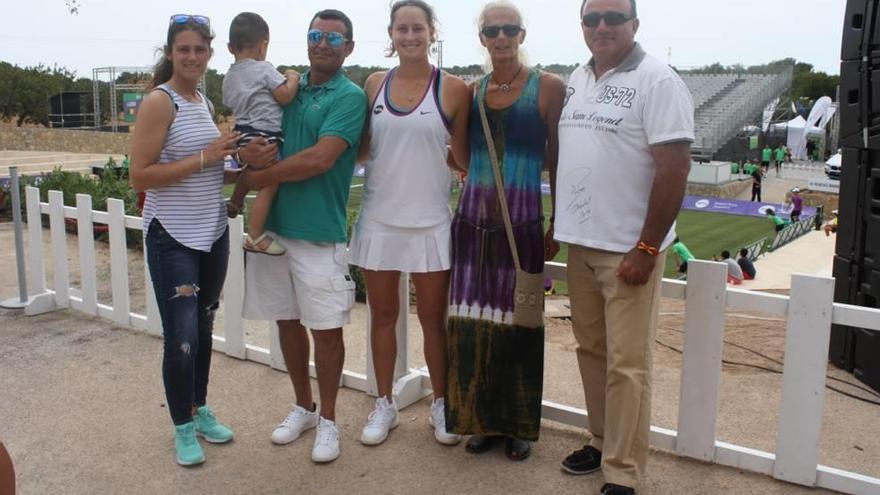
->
xmin=350 ymin=66 xmax=453 ymax=272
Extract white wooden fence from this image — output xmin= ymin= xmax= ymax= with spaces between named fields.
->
xmin=17 ymin=187 xmax=880 ymax=495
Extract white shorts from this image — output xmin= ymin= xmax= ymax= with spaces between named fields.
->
xmin=350 ymin=216 xmax=451 ymax=273
xmin=243 ymin=235 xmax=355 ymax=330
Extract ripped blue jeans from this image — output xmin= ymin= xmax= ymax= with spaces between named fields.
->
xmin=146 ymin=219 xmax=229 ymax=425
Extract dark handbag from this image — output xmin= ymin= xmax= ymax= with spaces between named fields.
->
xmin=477 ymin=88 xmax=545 ymax=328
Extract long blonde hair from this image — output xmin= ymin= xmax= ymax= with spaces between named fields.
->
xmin=477 ymin=0 xmax=530 ymax=72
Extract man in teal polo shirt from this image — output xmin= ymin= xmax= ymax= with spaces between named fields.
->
xmin=238 ymin=9 xmax=366 ymax=464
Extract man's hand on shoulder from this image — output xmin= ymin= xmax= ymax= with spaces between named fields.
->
xmin=617 ymin=248 xmax=657 ymax=286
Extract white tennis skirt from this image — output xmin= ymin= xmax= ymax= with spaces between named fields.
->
xmin=350 ymin=215 xmax=451 ymax=273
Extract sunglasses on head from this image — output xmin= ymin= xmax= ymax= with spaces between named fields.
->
xmin=169 ymin=14 xmax=210 ymax=26
xmin=582 ymin=11 xmax=633 ymax=28
xmin=307 ymin=29 xmax=349 ymax=48
xmin=481 ymin=24 xmax=523 ymax=38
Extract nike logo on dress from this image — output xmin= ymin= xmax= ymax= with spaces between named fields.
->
xmin=420 ymin=111 xmax=433 ymax=115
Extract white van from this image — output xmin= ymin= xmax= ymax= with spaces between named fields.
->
xmin=825 ymin=152 xmax=842 ymax=180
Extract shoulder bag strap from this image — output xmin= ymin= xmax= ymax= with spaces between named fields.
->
xmin=477 ymin=87 xmax=523 ymax=272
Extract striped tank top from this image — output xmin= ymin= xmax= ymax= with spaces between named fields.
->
xmin=142 ymin=84 xmax=226 ymax=252
xmin=361 ymin=66 xmax=452 ymax=228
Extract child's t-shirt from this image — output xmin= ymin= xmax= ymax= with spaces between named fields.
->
xmin=222 ymin=59 xmax=287 ymax=133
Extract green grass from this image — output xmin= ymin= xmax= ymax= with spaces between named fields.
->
xmin=231 ymin=179 xmax=775 ymax=290
xmin=665 ymin=211 xmax=775 ymax=278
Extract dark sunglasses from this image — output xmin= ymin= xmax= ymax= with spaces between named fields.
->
xmin=481 ymin=24 xmax=523 ymax=38
xmin=307 ymin=29 xmax=349 ymax=48
xmin=169 ymin=14 xmax=210 ymax=26
xmin=582 ymin=11 xmax=633 ymax=28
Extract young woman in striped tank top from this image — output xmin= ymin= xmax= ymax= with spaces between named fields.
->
xmin=350 ymin=0 xmax=471 ymax=447
xmin=129 ymin=15 xmax=240 ymax=467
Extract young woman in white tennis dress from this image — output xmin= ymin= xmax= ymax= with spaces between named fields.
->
xmin=351 ymin=0 xmax=470 ymax=447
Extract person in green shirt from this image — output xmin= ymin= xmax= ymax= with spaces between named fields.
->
xmin=671 ymin=237 xmax=695 ymax=275
xmin=765 ymin=208 xmax=786 ymax=232
xmin=237 ymin=9 xmax=366 ymax=464
xmin=761 ymin=145 xmax=772 ymax=173
xmin=774 ymin=146 xmax=785 ymax=177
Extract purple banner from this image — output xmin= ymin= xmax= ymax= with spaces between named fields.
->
xmin=681 ymin=195 xmax=817 ymax=219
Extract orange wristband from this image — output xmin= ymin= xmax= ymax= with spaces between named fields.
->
xmin=636 ymin=241 xmax=659 ymax=256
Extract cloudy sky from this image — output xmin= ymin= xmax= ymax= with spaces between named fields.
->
xmin=2 ymin=0 xmax=846 ymax=78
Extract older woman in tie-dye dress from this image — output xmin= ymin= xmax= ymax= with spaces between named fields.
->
xmin=445 ymin=1 xmax=565 ymax=461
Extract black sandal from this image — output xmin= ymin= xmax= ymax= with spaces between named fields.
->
xmin=504 ymin=437 xmax=531 ymax=461
xmin=465 ymin=434 xmax=500 ymax=454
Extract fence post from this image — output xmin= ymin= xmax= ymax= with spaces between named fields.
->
xmin=390 ymin=273 xmax=432 ymax=408
xmin=773 ymin=274 xmax=835 ymax=486
xmin=269 ymin=321 xmax=286 ymax=372
xmin=394 ymin=274 xmax=411 ymax=382
xmin=223 ymin=217 xmax=246 ymax=359
xmin=48 ymin=190 xmax=69 ymax=307
xmin=25 ymin=187 xmax=46 ymax=295
xmin=143 ymin=235 xmax=162 ymax=336
xmin=365 ymin=273 xmax=411 ymax=397
xmin=107 ymin=199 xmax=130 ymax=326
xmin=1 ymin=167 xmax=28 ymax=309
xmin=75 ymin=194 xmax=98 ymax=315
xmin=676 ymin=260 xmax=729 ymax=461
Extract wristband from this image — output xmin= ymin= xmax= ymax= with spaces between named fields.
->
xmin=636 ymin=241 xmax=659 ymax=256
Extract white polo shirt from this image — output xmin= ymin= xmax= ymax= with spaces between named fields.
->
xmin=555 ymin=43 xmax=694 ymax=254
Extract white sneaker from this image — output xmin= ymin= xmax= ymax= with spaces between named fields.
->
xmin=271 ymin=404 xmax=319 ymax=445
xmin=312 ymin=416 xmax=341 ymax=463
xmin=360 ymin=396 xmax=400 ymax=446
xmin=429 ymin=397 xmax=462 ymax=445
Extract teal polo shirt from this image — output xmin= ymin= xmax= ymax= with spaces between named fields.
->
xmin=266 ymin=70 xmax=366 ymax=243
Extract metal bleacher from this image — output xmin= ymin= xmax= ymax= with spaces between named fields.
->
xmin=680 ymin=70 xmax=793 ymax=160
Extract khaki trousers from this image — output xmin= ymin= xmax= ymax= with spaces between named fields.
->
xmin=567 ymin=245 xmax=666 ymax=489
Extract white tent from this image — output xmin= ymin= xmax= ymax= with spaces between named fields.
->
xmin=785 ymin=115 xmax=824 ymax=160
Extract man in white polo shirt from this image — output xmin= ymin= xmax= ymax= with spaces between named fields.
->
xmin=552 ymin=1 xmax=694 ymax=493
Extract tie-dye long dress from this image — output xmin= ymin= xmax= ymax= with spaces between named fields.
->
xmin=445 ymin=70 xmax=547 ymax=441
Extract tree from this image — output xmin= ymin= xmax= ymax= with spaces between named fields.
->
xmin=203 ymin=68 xmax=230 ymax=119
xmin=0 ymin=63 xmax=74 ymax=126
xmin=791 ymin=71 xmax=840 ymax=103
xmin=65 ymin=0 xmax=79 ymax=14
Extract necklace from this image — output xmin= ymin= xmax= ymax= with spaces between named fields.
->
xmin=492 ymin=65 xmax=523 ymax=93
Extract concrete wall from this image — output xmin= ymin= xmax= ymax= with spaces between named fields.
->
xmin=0 ymin=127 xmax=130 ymax=154
xmin=686 ymin=179 xmax=751 ymax=199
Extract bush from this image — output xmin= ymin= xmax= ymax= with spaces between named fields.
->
xmin=31 ymin=167 xmax=142 ymax=246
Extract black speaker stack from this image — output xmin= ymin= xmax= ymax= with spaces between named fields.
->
xmin=834 ymin=0 xmax=880 ymax=394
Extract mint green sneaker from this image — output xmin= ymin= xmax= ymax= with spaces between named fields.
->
xmin=174 ymin=422 xmax=205 ymax=466
xmin=193 ymin=405 xmax=234 ymax=444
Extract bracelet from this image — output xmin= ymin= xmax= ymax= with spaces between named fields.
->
xmin=199 ymin=150 xmax=205 ymax=172
xmin=234 ymin=150 xmax=249 ymax=170
xmin=636 ymin=241 xmax=659 ymax=256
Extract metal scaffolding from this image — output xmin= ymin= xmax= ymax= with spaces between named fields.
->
xmin=91 ymin=66 xmax=205 ymax=132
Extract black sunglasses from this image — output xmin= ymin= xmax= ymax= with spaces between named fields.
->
xmin=481 ymin=24 xmax=523 ymax=38
xmin=582 ymin=11 xmax=633 ymax=28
